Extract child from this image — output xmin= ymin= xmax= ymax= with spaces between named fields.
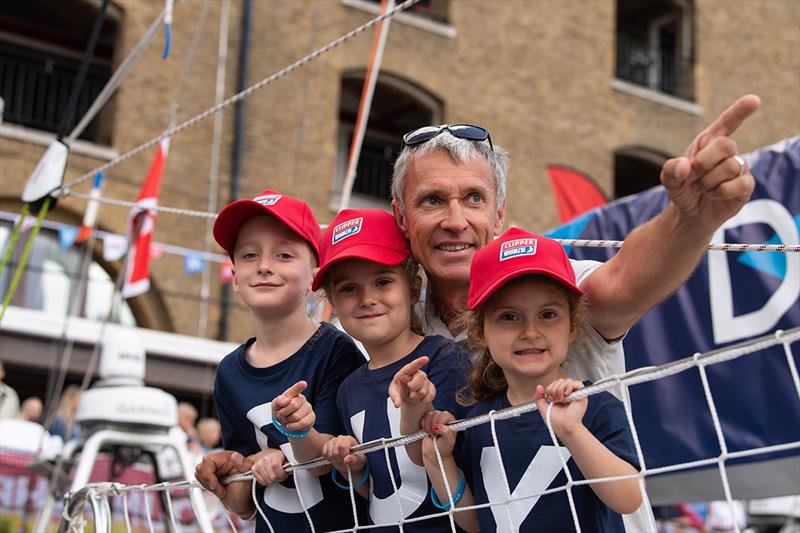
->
xmin=195 ymin=189 xmax=365 ymax=532
xmin=415 ymin=228 xmax=642 ymax=532
xmin=307 ymin=208 xmax=470 ymax=531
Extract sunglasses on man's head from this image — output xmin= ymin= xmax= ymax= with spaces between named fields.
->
xmin=402 ymin=124 xmax=493 ymax=151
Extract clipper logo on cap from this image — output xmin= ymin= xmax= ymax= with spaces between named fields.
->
xmin=500 ymin=238 xmax=538 ymax=261
xmin=253 ymin=194 xmax=282 ymax=206
xmin=332 ymin=217 xmax=363 ymax=245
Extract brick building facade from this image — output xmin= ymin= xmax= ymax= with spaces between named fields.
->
xmin=2 ymin=0 xmax=798 ymax=352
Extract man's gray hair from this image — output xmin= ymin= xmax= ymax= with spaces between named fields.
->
xmin=391 ymin=133 xmax=509 ymax=215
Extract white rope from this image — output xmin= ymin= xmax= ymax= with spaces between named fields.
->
xmin=142 ymin=486 xmax=155 ymax=533
xmin=544 ymin=402 xmax=582 ymax=533
xmin=488 ymin=411 xmax=516 ymax=531
xmin=223 ymin=508 xmax=239 ymax=532
xmin=556 ymin=238 xmax=800 ymax=253
xmin=382 ymin=438 xmax=406 ymax=532
xmin=431 ymin=436 xmax=458 ymax=533
xmin=344 ymin=464 xmax=361 ymax=532
xmin=694 ymin=352 xmax=740 ymax=533
xmin=292 ymin=462 xmax=317 ymax=533
xmin=56 ymin=0 xmax=424 ymax=195
xmin=56 ymin=191 xmax=800 ymax=253
xmin=122 ymin=490 xmax=132 ymax=533
xmin=251 ymin=477 xmax=275 ymax=533
xmin=615 ymin=379 xmax=656 ymax=528
xmin=164 ymin=488 xmax=180 ymax=533
xmin=778 ymin=329 xmax=800 ymax=401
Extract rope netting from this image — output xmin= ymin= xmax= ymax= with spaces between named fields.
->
xmin=56 ymin=326 xmax=800 ymax=533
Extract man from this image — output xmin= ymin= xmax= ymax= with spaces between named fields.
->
xmin=391 ymin=96 xmax=760 ymax=381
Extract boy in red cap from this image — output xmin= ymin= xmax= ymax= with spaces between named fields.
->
xmin=195 ymin=189 xmax=365 ymax=532
xmin=303 ymin=208 xmax=470 ymax=531
xmin=410 ymin=228 xmax=642 ymax=532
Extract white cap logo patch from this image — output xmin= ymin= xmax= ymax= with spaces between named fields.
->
xmin=500 ymin=238 xmax=538 ymax=261
xmin=254 ymin=194 xmax=282 ymax=206
xmin=332 ymin=217 xmax=363 ymax=245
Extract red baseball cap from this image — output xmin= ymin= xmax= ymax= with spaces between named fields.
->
xmin=312 ymin=209 xmax=410 ymax=291
xmin=468 ymin=227 xmax=582 ymax=310
xmin=213 ymin=189 xmax=322 ymax=260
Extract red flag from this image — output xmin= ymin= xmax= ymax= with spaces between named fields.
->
xmin=547 ymin=165 xmax=607 ymax=223
xmin=122 ymin=139 xmax=169 ymax=298
xmin=220 ymin=258 xmax=234 ymax=284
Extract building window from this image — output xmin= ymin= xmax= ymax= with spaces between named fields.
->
xmin=335 ymin=73 xmax=442 ymax=207
xmin=614 ymin=147 xmax=669 ymax=198
xmin=615 ymin=0 xmax=693 ymax=101
xmin=366 ymin=0 xmax=449 ymax=24
xmin=0 ymin=223 xmax=135 ymax=326
xmin=0 ymin=0 xmax=118 ymax=143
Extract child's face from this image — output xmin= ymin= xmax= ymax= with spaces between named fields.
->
xmin=329 ymin=259 xmax=417 ymax=351
xmin=232 ymin=216 xmax=316 ymax=317
xmin=481 ymin=277 xmax=575 ymax=387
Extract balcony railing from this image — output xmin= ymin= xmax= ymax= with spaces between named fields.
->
xmin=615 ymin=33 xmax=694 ymax=101
xmin=0 ymin=40 xmax=110 ymax=142
xmin=351 ymin=138 xmax=399 ymax=201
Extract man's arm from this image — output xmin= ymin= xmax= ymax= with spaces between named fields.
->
xmin=582 ymin=95 xmax=761 ymax=339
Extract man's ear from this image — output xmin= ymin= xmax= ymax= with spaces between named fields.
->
xmin=494 ymin=200 xmax=507 ymax=236
xmin=392 ymin=200 xmax=410 ymax=238
xmin=410 ymin=275 xmax=422 ymax=305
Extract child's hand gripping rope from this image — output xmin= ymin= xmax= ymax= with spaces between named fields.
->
xmin=533 ymin=377 xmax=588 ymax=438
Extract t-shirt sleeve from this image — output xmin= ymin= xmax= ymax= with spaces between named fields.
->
xmin=569 ymin=258 xmax=602 ymax=288
xmin=586 ymin=393 xmax=640 ymax=470
xmin=313 ymin=334 xmax=365 ymax=436
xmin=214 ymin=371 xmax=253 ymax=456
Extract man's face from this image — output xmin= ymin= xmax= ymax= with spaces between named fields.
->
xmin=393 ymin=151 xmax=505 ymax=289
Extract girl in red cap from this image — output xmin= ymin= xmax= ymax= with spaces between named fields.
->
xmin=414 ymin=228 xmax=643 ymax=532
xmin=305 ymin=208 xmax=471 ymax=531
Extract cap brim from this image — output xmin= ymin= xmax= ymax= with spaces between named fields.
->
xmin=213 ymin=200 xmax=317 ymax=258
xmin=469 ymin=264 xmax=583 ymax=309
xmin=311 ymin=244 xmax=409 ymax=291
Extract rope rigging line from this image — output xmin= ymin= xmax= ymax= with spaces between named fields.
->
xmin=56 ymin=191 xmax=800 ymax=252
xmin=54 ymin=0 xmax=424 ymax=196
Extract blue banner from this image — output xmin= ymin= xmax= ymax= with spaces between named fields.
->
xmin=546 ymin=137 xmax=800 ymax=501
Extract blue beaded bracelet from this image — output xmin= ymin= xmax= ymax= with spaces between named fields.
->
xmin=271 ymin=416 xmax=311 ymax=439
xmin=430 ymin=469 xmax=465 ymax=510
xmin=331 ymin=459 xmax=370 ymax=490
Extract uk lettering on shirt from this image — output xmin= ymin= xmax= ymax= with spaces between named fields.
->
xmin=336 ymin=335 xmax=470 ymax=532
xmin=254 ymin=193 xmax=282 ymax=205
xmin=500 ymin=238 xmax=538 ymax=261
xmin=460 ymin=390 xmax=638 ymax=532
xmin=332 ymin=217 xmax=363 ymax=245
xmin=213 ymin=323 xmax=366 ymax=533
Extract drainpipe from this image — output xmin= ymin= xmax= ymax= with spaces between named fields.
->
xmin=218 ymin=0 xmax=251 ymax=341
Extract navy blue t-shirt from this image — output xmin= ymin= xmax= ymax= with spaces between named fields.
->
xmin=459 ymin=387 xmax=639 ymax=533
xmin=214 ymin=322 xmax=366 ymax=533
xmin=336 ymin=335 xmax=470 ymax=532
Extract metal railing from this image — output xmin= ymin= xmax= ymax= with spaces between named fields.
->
xmin=0 ymin=40 xmax=110 ymax=141
xmin=615 ymin=33 xmax=694 ymax=101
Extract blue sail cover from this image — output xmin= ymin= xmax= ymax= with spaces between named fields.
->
xmin=546 ymin=137 xmax=800 ymax=502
